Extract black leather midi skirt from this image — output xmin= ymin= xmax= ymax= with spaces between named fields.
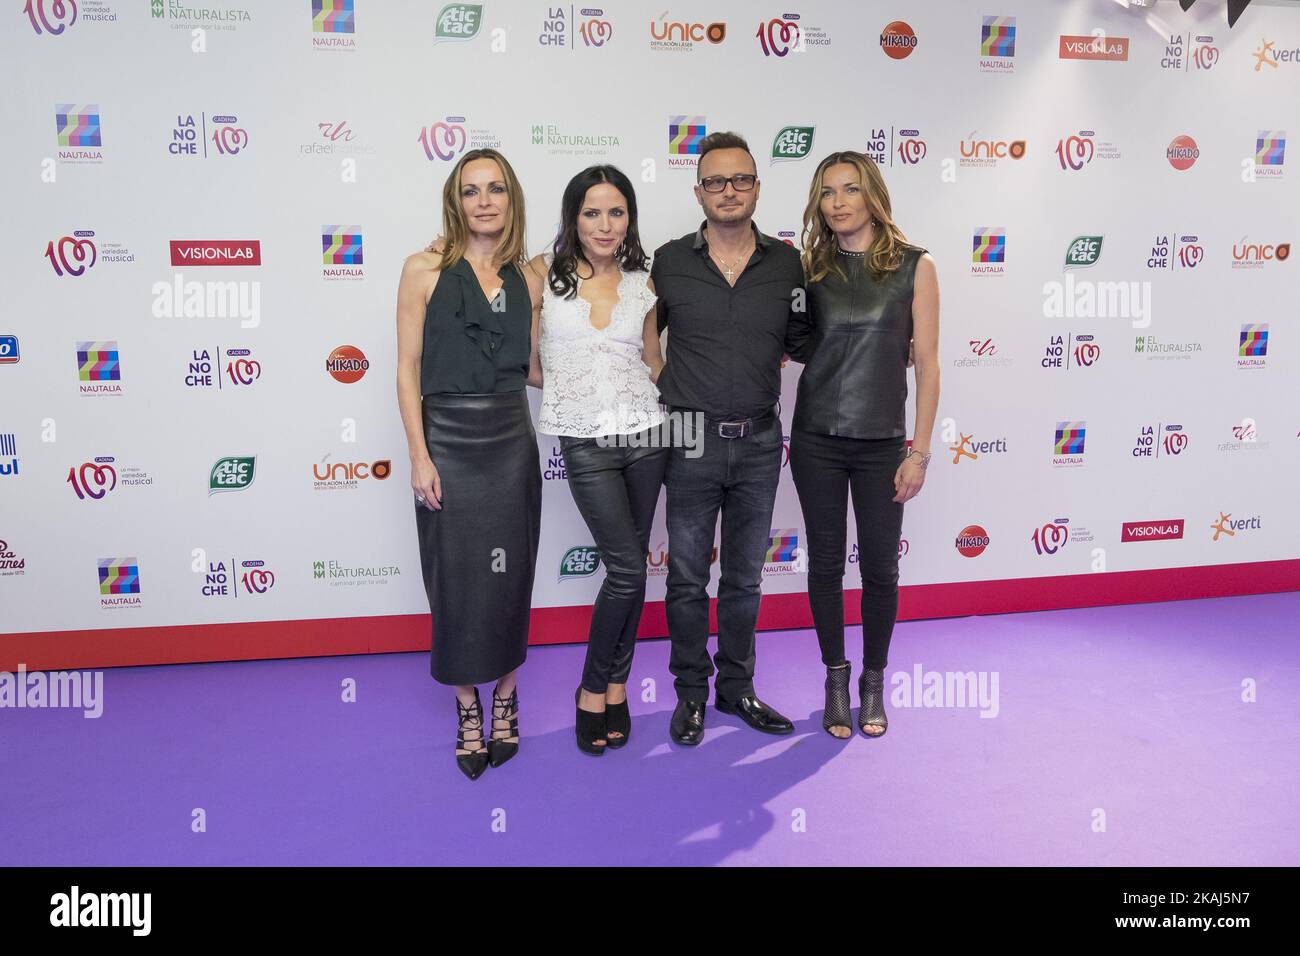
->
xmin=415 ymin=390 xmax=542 ymax=685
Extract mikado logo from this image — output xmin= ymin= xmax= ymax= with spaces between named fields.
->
xmin=880 ymin=21 xmax=916 ymax=59
xmin=771 ymin=126 xmax=814 ymax=164
xmin=1167 ymin=134 xmax=1199 ymax=170
xmin=209 ymin=456 xmax=255 ymax=495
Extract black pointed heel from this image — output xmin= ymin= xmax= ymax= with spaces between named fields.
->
xmin=858 ymin=667 xmax=889 ymax=738
xmin=823 ymin=662 xmax=852 ymax=739
xmin=455 ymin=689 xmax=489 ymax=780
xmin=487 ymin=685 xmax=519 ymax=768
xmin=574 ymin=687 xmax=607 ymax=756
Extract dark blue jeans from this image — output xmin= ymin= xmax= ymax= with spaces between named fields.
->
xmin=664 ymin=412 xmax=783 ymax=703
xmin=561 ymin=430 xmax=668 ymax=694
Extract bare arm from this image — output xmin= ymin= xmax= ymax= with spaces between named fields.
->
xmin=523 ymin=255 xmax=546 ymax=388
xmin=642 ymin=276 xmax=665 ymax=383
xmin=894 ymin=252 xmax=940 ymax=503
xmin=396 ymin=252 xmax=442 ymax=508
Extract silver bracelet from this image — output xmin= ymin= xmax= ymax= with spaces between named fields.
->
xmin=903 ymin=448 xmax=932 ymax=470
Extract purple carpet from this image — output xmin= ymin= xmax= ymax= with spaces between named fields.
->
xmin=3 ymin=592 xmax=1297 ymax=866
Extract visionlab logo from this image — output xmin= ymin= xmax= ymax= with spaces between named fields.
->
xmin=1161 ymin=32 xmax=1218 ymax=72
xmin=201 ymin=558 xmax=276 ymax=597
xmin=1120 ymin=519 xmax=1184 ymax=543
xmin=771 ymin=126 xmax=814 ymax=164
xmin=668 ymin=116 xmax=706 ymax=166
xmin=1254 ymin=130 xmax=1285 ymax=178
xmin=1055 ymin=130 xmax=1120 ymax=170
xmin=538 ymin=6 xmax=612 ymax=48
xmin=98 ymin=557 xmax=141 ymax=609
xmin=417 ymin=115 xmax=500 ymax=162
xmin=184 ymin=347 xmax=261 ymax=388
xmin=322 ymin=225 xmax=364 ymax=280
xmin=76 ymin=341 xmax=122 ymax=396
xmin=169 ymin=240 xmax=261 ymax=266
xmin=959 ymin=133 xmax=1025 ymax=168
xmin=979 ymin=16 xmax=1015 ymax=72
xmin=880 ymin=21 xmax=916 ymax=59
xmin=166 ymin=113 xmax=249 ymax=158
xmin=311 ymin=0 xmax=356 ymax=49
xmin=1042 ymin=333 xmax=1100 ymax=371
xmin=435 ymin=3 xmax=483 ymax=42
xmin=312 ymin=457 xmax=392 ymax=491
xmin=1231 ymin=239 xmax=1290 ymax=270
xmin=1210 ymin=511 xmax=1261 ymax=542
xmin=1131 ymin=423 xmax=1189 ymax=459
xmin=955 ymin=525 xmax=990 ymax=558
xmin=865 ymin=126 xmax=927 ymax=167
xmin=970 ymin=228 xmax=1006 ymax=276
xmin=1147 ymin=233 xmax=1203 ymax=271
xmin=558 ymin=546 xmax=602 ymax=582
xmin=650 ymin=13 xmax=725 ymax=52
xmin=54 ymin=104 xmax=102 ymax=164
xmin=1166 ymin=134 xmax=1199 ymax=170
xmin=326 ymin=345 xmax=369 ymax=383
xmin=1237 ymin=324 xmax=1268 ymax=369
xmin=1058 ymin=33 xmax=1129 ymax=61
xmin=209 ymin=456 xmax=256 ymax=495
xmin=1052 ymin=421 xmax=1086 ymax=468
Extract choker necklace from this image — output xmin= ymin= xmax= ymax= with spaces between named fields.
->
xmin=839 ymin=249 xmax=866 ymax=258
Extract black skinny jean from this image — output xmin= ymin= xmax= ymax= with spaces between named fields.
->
xmin=788 ymin=428 xmax=906 ymax=669
xmin=560 ymin=429 xmax=668 ymax=694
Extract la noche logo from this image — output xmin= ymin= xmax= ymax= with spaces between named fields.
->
xmin=1167 ymin=135 xmax=1199 ymax=170
xmin=209 ymin=456 xmax=256 ymax=495
xmin=955 ymin=525 xmax=990 ymax=558
xmin=326 ymin=345 xmax=369 ymax=383
xmin=880 ymin=21 xmax=916 ymax=59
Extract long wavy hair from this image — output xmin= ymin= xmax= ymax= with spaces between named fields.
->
xmin=549 ymin=165 xmax=650 ymax=299
xmin=438 ymin=148 xmax=528 ymax=271
xmin=801 ymin=150 xmax=919 ymax=283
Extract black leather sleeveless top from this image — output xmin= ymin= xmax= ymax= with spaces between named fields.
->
xmin=792 ymin=246 xmax=924 ymax=440
xmin=420 ymin=257 xmax=530 ymax=396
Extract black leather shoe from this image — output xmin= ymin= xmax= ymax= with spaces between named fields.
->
xmin=715 ymin=693 xmax=794 ymax=735
xmin=669 ymin=700 xmax=705 ymax=746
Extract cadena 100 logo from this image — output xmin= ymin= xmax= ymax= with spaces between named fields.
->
xmin=756 ymin=15 xmax=799 ymax=56
xmin=45 ymin=233 xmax=97 ymax=277
xmin=67 ymin=458 xmax=117 ymax=500
xmin=240 ymin=560 xmax=275 ymax=594
xmin=419 ymin=116 xmax=467 ymax=161
xmin=1056 ymin=132 xmax=1095 ymax=171
xmin=24 ymin=0 xmax=78 ymax=35
xmin=1032 ymin=519 xmax=1070 ymax=555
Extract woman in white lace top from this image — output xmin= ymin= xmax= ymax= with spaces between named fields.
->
xmin=524 ymin=164 xmax=668 ymax=756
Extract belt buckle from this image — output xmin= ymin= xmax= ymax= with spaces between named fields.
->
xmin=717 ymin=419 xmax=749 ymax=439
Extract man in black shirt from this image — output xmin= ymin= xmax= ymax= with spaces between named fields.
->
xmin=650 ymin=131 xmax=811 ymax=745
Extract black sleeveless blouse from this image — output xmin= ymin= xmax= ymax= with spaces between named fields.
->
xmin=420 ymin=257 xmax=530 ymax=395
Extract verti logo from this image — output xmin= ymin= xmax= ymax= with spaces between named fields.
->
xmin=771 ymin=126 xmax=814 ymax=164
xmin=948 ymin=432 xmax=1007 ymax=464
xmin=1210 ymin=512 xmax=1261 ymax=541
xmin=559 ymin=546 xmax=601 ymax=581
xmin=209 ymin=456 xmax=256 ymax=495
xmin=1251 ymin=38 xmax=1300 ymax=72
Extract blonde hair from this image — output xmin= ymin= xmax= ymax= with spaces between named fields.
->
xmin=438 ymin=148 xmax=528 ymax=271
xmin=801 ymin=151 xmax=918 ymax=283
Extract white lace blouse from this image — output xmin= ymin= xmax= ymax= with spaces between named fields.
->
xmin=537 ymin=266 xmax=666 ymax=438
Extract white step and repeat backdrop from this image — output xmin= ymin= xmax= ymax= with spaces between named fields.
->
xmin=2 ymin=0 xmax=1297 ymax=649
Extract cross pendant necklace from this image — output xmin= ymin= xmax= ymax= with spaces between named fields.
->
xmin=710 ymin=246 xmax=751 ymax=286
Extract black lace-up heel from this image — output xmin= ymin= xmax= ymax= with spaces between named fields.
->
xmin=823 ymin=662 xmax=852 ymax=738
xmin=858 ymin=667 xmax=889 ymax=738
xmin=488 ymin=685 xmax=519 ymax=768
xmin=455 ymin=689 xmax=489 ymax=780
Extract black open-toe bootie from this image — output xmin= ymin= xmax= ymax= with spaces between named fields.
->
xmin=858 ymin=667 xmax=889 ymax=738
xmin=823 ymin=662 xmax=852 ymax=738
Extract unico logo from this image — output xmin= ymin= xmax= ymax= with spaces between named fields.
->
xmin=1167 ymin=134 xmax=1199 ymax=170
xmin=955 ymin=525 xmax=990 ymax=557
xmin=327 ymin=345 xmax=369 ymax=383
xmin=559 ymin=545 xmax=601 ymax=581
xmin=880 ymin=21 xmax=917 ymax=59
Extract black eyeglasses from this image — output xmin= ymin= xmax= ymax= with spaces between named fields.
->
xmin=698 ymin=174 xmax=758 ymax=193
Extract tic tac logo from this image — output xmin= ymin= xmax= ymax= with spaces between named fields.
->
xmin=668 ymin=116 xmax=706 ymax=165
xmin=169 ymin=240 xmax=261 ymax=266
xmin=76 ymin=341 xmax=122 ymax=395
xmin=67 ymin=458 xmax=117 ymax=500
xmin=971 ymin=228 xmax=1006 ymax=276
xmin=209 ymin=456 xmax=256 ymax=495
xmin=326 ymin=345 xmax=369 ymax=383
xmin=45 ymin=232 xmax=97 ymax=277
xmin=1167 ymin=134 xmax=1199 ymax=170
xmin=1031 ymin=519 xmax=1070 ymax=556
xmin=1147 ymin=234 xmax=1203 ymax=270
xmin=559 ymin=546 xmax=602 ymax=582
xmin=755 ymin=16 xmax=799 ymax=56
xmin=0 ymin=434 xmax=18 ymax=478
xmin=98 ymin=557 xmax=142 ymax=608
xmin=948 ymin=431 xmax=1008 ymax=464
xmin=24 ymin=0 xmax=79 ymax=35
xmin=1231 ymin=240 xmax=1290 ymax=270
xmin=0 ymin=335 xmax=18 ymax=365
xmin=419 ymin=116 xmax=468 ymax=162
xmin=1065 ymin=235 xmax=1102 ymax=269
xmin=979 ymin=16 xmax=1015 ymax=72
xmin=1237 ymin=324 xmax=1268 ymax=369
xmin=959 ymin=133 xmax=1026 ymax=168
xmin=435 ymin=3 xmax=483 ymax=42
xmin=1120 ymin=519 xmax=1184 ymax=543
xmin=879 ymin=20 xmax=916 ymax=59
xmin=322 ymin=225 xmax=364 ymax=280
xmin=1052 ymin=421 xmax=1086 ymax=468
xmin=771 ymin=126 xmax=814 ymax=164
xmin=1058 ymin=33 xmax=1129 ymax=61
xmin=1210 ymin=511 xmax=1261 ymax=542
xmin=955 ymin=525 xmax=990 ymax=558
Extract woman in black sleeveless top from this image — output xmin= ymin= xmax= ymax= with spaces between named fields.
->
xmin=395 ymin=148 xmax=543 ymax=780
xmin=789 ymin=151 xmax=940 ymax=740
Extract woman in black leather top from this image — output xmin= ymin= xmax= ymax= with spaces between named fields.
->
xmin=789 ymin=150 xmax=940 ymax=740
